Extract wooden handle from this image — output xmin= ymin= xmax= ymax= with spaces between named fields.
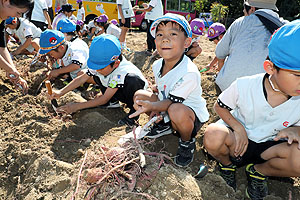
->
xmin=45 ymin=80 xmax=52 ymax=95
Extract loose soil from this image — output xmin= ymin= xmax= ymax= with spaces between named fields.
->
xmin=0 ymin=31 xmax=299 ymax=200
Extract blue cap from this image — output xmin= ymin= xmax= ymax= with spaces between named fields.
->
xmin=39 ymin=30 xmax=65 ymax=55
xmin=87 ymin=34 xmax=121 ymax=70
xmin=268 ymin=19 xmax=300 ymax=72
xmin=57 ymin=18 xmax=76 ymax=33
xmin=5 ymin=17 xmax=14 ymax=24
xmin=150 ymin=13 xmax=192 ymax=38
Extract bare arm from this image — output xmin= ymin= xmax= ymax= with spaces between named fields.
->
xmin=217 ymin=58 xmax=225 ymax=71
xmin=43 ymin=10 xmax=52 ymax=29
xmin=117 ymin=5 xmax=125 ymax=21
xmin=48 ymin=63 xmax=80 ymax=79
xmin=12 ymin=37 xmax=32 ymax=55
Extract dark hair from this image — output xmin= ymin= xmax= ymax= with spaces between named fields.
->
xmin=10 ymin=0 xmax=34 ymax=9
xmin=157 ymin=21 xmax=188 ymax=37
xmin=10 ymin=0 xmax=34 ymax=19
xmin=243 ymin=4 xmax=252 ymax=14
xmin=52 ymin=42 xmax=66 ymax=52
xmin=78 ymin=2 xmax=82 ymax=9
xmin=209 ymin=31 xmax=226 ymax=42
xmin=109 ymin=54 xmax=123 ymax=68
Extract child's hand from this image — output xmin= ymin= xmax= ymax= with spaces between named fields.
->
xmin=233 ymin=127 xmax=248 ymax=157
xmin=274 ymin=127 xmax=300 ymax=149
xmin=56 ymin=103 xmax=78 ymax=115
xmin=149 ymin=111 xmax=162 ymax=123
xmin=151 ymin=84 xmax=158 ymax=93
xmin=49 ymin=89 xmax=62 ymax=100
xmin=129 ymin=100 xmax=152 ymax=118
xmin=47 ymin=69 xmax=60 ymax=79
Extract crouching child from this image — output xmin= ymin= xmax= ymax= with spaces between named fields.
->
xmin=49 ymin=34 xmax=148 ymax=127
xmin=203 ymin=20 xmax=300 ymax=199
xmin=130 ymin=13 xmax=209 ymax=167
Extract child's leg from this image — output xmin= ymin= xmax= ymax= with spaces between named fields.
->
xmin=203 ymin=123 xmax=237 ymax=165
xmin=168 ymin=103 xmax=197 ymax=141
xmin=256 ymin=142 xmax=300 ymax=177
xmin=31 ymin=38 xmax=40 ymax=52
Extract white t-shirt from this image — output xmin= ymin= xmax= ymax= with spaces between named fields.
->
xmin=31 ymin=0 xmax=48 ymax=23
xmin=6 ymin=18 xmax=42 ymax=53
xmin=106 ymin=24 xmax=121 ymax=38
xmin=77 ymin=7 xmax=85 ymax=21
xmin=116 ymin=0 xmax=134 ymax=19
xmin=217 ymin=73 xmax=300 ymax=143
xmin=87 ymin=56 xmax=148 ymax=89
xmin=45 ymin=0 xmax=52 ymax=7
xmin=152 ymin=55 xmax=209 ymax=123
xmin=60 ymin=38 xmax=89 ymax=79
xmin=52 ymin=13 xmax=67 ymax=30
xmin=145 ymin=0 xmax=163 ymax=21
xmin=87 ymin=20 xmax=101 ymax=34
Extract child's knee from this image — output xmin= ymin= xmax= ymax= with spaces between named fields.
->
xmin=203 ymin=124 xmax=225 ymax=149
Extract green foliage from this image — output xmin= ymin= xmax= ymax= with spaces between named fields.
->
xmin=194 ymin=0 xmax=210 ymax=13
xmin=210 ymin=2 xmax=228 ymax=22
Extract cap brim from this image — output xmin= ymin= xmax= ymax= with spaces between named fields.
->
xmin=39 ymin=48 xmax=50 ymax=55
xmin=150 ymin=16 xmax=192 ymax=38
xmin=87 ymin=58 xmax=110 ymax=70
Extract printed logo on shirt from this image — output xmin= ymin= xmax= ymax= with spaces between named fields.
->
xmin=109 ymin=80 xmax=118 ymax=88
xmin=161 ymin=85 xmax=167 ymax=99
xmin=171 ymin=77 xmax=184 ymax=91
xmin=283 ymin=121 xmax=289 ymax=127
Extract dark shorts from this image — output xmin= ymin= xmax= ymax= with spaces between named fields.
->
xmin=119 ymin=18 xmax=131 ymax=28
xmin=227 ymin=128 xmax=286 ymax=167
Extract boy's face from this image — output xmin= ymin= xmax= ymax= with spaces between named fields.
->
xmin=266 ymin=62 xmax=300 ymax=96
xmin=96 ymin=61 xmax=119 ymax=76
xmin=48 ymin=46 xmax=65 ymax=59
xmin=155 ymin=22 xmax=191 ymax=62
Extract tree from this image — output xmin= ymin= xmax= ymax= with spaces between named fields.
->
xmin=210 ymin=2 xmax=228 ymax=22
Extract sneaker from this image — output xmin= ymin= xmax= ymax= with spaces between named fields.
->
xmin=99 ymin=101 xmax=121 ymax=109
xmin=118 ymin=115 xmax=138 ymax=127
xmin=144 ymin=122 xmax=173 ymax=139
xmin=218 ymin=162 xmax=237 ymax=191
xmin=245 ymin=164 xmax=268 ymax=200
xmin=174 ymin=138 xmax=196 ymax=167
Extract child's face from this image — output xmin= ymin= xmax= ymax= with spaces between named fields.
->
xmin=96 ymin=64 xmax=115 ymax=76
xmin=271 ymin=67 xmax=300 ymax=96
xmin=48 ymin=46 xmax=65 ymax=59
xmin=155 ymin=22 xmax=191 ymax=62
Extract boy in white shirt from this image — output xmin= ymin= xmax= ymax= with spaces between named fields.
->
xmin=203 ymin=20 xmax=300 ymax=199
xmin=130 ymin=13 xmax=209 ymax=167
xmin=49 ymin=34 xmax=148 ymax=126
xmin=117 ymin=0 xmax=134 ymax=50
xmin=39 ymin=29 xmax=88 ymax=81
xmin=6 ymin=17 xmax=41 ymax=56
xmin=76 ymin=0 xmax=85 ymax=21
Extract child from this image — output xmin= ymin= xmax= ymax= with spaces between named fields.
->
xmin=76 ymin=20 xmax=88 ymax=37
xmin=186 ymin=18 xmax=205 ymax=61
xmin=52 ymin=4 xmax=77 ymax=30
xmin=76 ymin=0 xmax=85 ymax=22
xmin=203 ymin=20 xmax=300 ymax=200
xmin=129 ymin=13 xmax=209 ymax=167
xmin=86 ymin=17 xmax=102 ymax=40
xmin=57 ymin=18 xmax=78 ymax=41
xmin=205 ymin=23 xmax=226 ymax=71
xmin=5 ymin=17 xmax=41 ymax=56
xmin=96 ymin=14 xmax=121 ymax=39
xmin=117 ymin=0 xmax=134 ymax=50
xmin=39 ymin=29 xmax=89 ymax=81
xmin=49 ymin=34 xmax=148 ymax=126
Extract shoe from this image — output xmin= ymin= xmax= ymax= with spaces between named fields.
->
xmin=245 ymin=164 xmax=268 ymax=200
xmin=145 ymin=122 xmax=173 ymax=139
xmin=218 ymin=162 xmax=237 ymax=191
xmin=99 ymin=101 xmax=121 ymax=109
xmin=118 ymin=115 xmax=138 ymax=127
xmin=174 ymin=138 xmax=196 ymax=167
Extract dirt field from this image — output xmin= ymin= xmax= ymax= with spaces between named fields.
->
xmin=0 ymin=31 xmax=299 ymax=200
